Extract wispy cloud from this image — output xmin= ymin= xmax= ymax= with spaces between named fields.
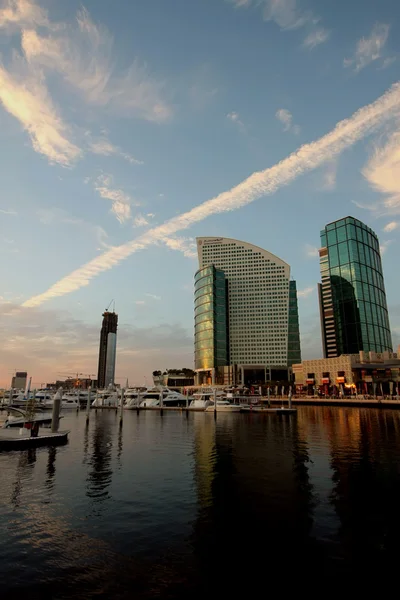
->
xmin=384 ymin=221 xmax=398 ymax=232
xmin=0 ymin=58 xmax=81 ymax=166
xmin=133 ymin=214 xmax=149 ymax=227
xmin=0 ymin=208 xmax=18 ymax=216
xmin=228 ymin=0 xmax=329 ymax=48
xmin=21 ymin=8 xmax=171 ymax=122
xmin=88 ymin=137 xmax=143 ymax=165
xmin=320 ymin=159 xmax=337 ymax=191
xmin=297 ymin=286 xmax=315 ymax=298
xmin=0 ymin=0 xmax=49 ymax=30
xmin=381 ymin=56 xmax=397 ymax=70
xmin=22 ymin=81 xmax=400 ymax=307
xmin=145 ymin=293 xmax=161 ymax=301
xmin=37 ymin=207 xmax=111 ymax=249
xmin=227 ymin=111 xmax=245 ymax=131
xmin=380 ymin=240 xmax=393 ymax=255
xmin=276 ymin=108 xmax=300 ymax=134
xmin=304 ymin=244 xmax=319 ymax=258
xmin=362 ymin=130 xmax=400 ymax=215
xmin=94 ymin=174 xmax=133 ymax=224
xmin=344 ymin=23 xmax=390 ymax=72
xmin=162 ymin=236 xmax=197 ymax=258
xmin=303 ymin=28 xmax=330 ymax=50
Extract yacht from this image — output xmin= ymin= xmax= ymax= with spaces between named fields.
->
xmin=124 ymin=388 xmax=145 ymax=409
xmin=35 ymin=390 xmax=54 ymax=403
xmin=91 ymin=387 xmax=119 ymax=407
xmin=138 ymin=387 xmax=188 ymax=408
xmin=205 ymin=399 xmax=242 ymax=413
xmin=1 ymin=407 xmax=56 ymax=428
xmin=189 ymin=389 xmax=225 ymax=410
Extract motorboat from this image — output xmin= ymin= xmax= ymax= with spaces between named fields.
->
xmin=35 ymin=390 xmax=54 ymax=403
xmin=92 ymin=386 xmax=119 ymax=407
xmin=189 ymin=388 xmax=225 ymax=410
xmin=205 ymin=399 xmax=242 ymax=413
xmin=124 ymin=388 xmax=144 ymax=409
xmin=138 ymin=387 xmax=188 ymax=408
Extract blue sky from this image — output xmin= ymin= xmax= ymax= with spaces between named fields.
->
xmin=0 ymin=0 xmax=399 ymax=387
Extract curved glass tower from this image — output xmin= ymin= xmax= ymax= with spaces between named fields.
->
xmin=318 ymin=216 xmax=392 ymax=357
xmin=194 ymin=265 xmax=229 ymax=372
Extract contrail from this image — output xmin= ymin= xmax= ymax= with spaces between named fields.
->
xmin=23 ymin=81 xmax=400 ymax=308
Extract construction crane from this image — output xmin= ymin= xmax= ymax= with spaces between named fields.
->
xmin=105 ymin=299 xmax=115 ymax=313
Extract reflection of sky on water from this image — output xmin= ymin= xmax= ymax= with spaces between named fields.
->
xmin=2 ymin=408 xmax=400 ymax=595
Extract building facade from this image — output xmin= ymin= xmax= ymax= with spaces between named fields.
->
xmin=11 ymin=371 xmax=27 ymax=390
xmin=194 ymin=265 xmax=229 ymax=375
xmin=97 ymin=311 xmax=118 ymax=389
xmin=195 ymin=237 xmax=301 ymax=384
xmin=319 ymin=216 xmax=392 ymax=358
xmin=293 ymin=348 xmax=400 ymax=396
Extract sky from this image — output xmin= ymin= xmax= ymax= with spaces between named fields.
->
xmin=0 ymin=0 xmax=400 ymax=388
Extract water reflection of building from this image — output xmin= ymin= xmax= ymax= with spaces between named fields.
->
xmin=86 ymin=413 xmax=114 ymax=503
xmin=191 ymin=413 xmax=315 ymax=580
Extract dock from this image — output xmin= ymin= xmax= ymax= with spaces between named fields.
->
xmin=0 ymin=429 xmax=69 ymax=451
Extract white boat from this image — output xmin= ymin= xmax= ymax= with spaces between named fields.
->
xmin=138 ymin=387 xmax=188 ymax=408
xmin=92 ymin=385 xmax=119 ymax=407
xmin=190 ymin=388 xmax=225 ymax=410
xmin=124 ymin=388 xmax=144 ymax=409
xmin=205 ymin=399 xmax=242 ymax=412
xmin=35 ymin=390 xmax=54 ymax=403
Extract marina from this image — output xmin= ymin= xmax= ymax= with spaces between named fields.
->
xmin=1 ymin=405 xmax=400 ymax=597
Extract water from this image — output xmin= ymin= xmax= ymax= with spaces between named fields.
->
xmin=1 ymin=407 xmax=400 ymax=597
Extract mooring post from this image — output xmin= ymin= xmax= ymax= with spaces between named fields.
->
xmin=120 ymin=388 xmax=124 ymax=424
xmin=213 ymin=388 xmax=217 ymax=420
xmin=51 ymin=387 xmax=62 ymax=433
xmin=86 ymin=386 xmax=91 ymax=423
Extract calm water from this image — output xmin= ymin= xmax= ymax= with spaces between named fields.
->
xmin=1 ymin=407 xmax=400 ymax=597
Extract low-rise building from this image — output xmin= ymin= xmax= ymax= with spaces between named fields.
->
xmin=293 ymin=347 xmax=400 ymax=396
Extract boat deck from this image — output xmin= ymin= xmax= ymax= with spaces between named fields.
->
xmin=0 ymin=429 xmax=70 ymax=450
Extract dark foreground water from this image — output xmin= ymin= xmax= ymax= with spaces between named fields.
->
xmin=1 ymin=407 xmax=400 ymax=597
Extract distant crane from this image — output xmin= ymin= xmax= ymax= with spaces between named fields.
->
xmin=105 ymin=299 xmax=115 ymax=313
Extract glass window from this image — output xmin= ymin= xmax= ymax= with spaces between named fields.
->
xmin=329 ymin=245 xmax=339 ymax=268
xmin=327 ymin=230 xmax=337 ymax=245
xmin=320 ymin=233 xmax=327 ymax=247
xmin=338 ymin=242 xmax=349 ymax=265
xmin=336 ymin=227 xmax=347 ymax=243
xmin=346 ymin=224 xmax=356 ymax=240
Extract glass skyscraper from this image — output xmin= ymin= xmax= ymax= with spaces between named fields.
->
xmin=318 ymin=216 xmax=392 ymax=358
xmin=195 ymin=237 xmax=301 ymax=383
xmin=194 ymin=265 xmax=229 ymax=372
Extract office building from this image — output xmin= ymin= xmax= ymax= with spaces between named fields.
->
xmin=195 ymin=237 xmax=301 ymax=385
xmin=11 ymin=371 xmax=27 ymax=390
xmin=97 ymin=310 xmax=118 ymax=389
xmin=318 ymin=217 xmax=392 ymax=358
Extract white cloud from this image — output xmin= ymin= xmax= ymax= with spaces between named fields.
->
xmin=304 ymin=244 xmax=319 ymax=258
xmin=303 ymin=28 xmax=330 ymax=50
xmin=362 ymin=130 xmax=400 ymax=215
xmin=162 ymin=236 xmax=197 ymax=259
xmin=320 ymin=159 xmax=337 ymax=191
xmin=146 ymin=213 xmax=155 ymax=218
xmin=297 ymin=286 xmax=315 ymax=298
xmin=145 ymin=293 xmax=161 ymax=301
xmin=380 ymin=240 xmax=393 ymax=255
xmin=0 ymin=208 xmax=18 ymax=215
xmin=227 ymin=111 xmax=245 ymax=131
xmin=133 ymin=214 xmax=149 ymax=227
xmin=89 ymin=137 xmax=143 ymax=165
xmin=384 ymin=221 xmax=398 ymax=232
xmin=276 ymin=108 xmax=300 ymax=134
xmin=20 ymin=9 xmax=171 ymax=123
xmin=0 ymin=0 xmax=49 ymax=30
xmin=381 ymin=56 xmax=397 ymax=69
xmin=0 ymin=58 xmax=81 ymax=166
xmin=22 ymin=80 xmax=400 ymax=307
xmin=228 ymin=0 xmax=328 ymax=47
xmin=344 ymin=23 xmax=390 ymax=72
xmin=94 ymin=174 xmax=133 ymax=224
xmin=135 ymin=300 xmax=146 ymax=305
xmin=36 ymin=207 xmax=111 ymax=249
